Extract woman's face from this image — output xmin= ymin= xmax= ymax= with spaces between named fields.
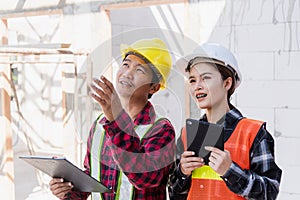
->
xmin=188 ymin=62 xmax=230 ymax=110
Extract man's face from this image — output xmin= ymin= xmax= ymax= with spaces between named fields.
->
xmin=116 ymin=54 xmax=154 ymax=100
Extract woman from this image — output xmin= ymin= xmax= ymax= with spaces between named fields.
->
xmin=168 ymin=43 xmax=282 ymax=200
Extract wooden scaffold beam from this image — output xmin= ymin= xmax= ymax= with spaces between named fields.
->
xmin=0 ymin=18 xmax=15 ymax=200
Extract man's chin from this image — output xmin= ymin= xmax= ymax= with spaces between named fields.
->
xmin=117 ymin=91 xmax=133 ymax=99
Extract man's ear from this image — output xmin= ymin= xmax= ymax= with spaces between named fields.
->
xmin=149 ymin=83 xmax=160 ymax=95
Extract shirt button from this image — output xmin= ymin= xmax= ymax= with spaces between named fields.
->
xmin=200 ymin=184 xmax=204 ymax=189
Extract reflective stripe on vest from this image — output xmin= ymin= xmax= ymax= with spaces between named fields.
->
xmin=186 ymin=118 xmax=263 ymax=200
xmin=91 ymin=114 xmax=164 ymax=200
xmin=119 ymin=123 xmax=154 ymax=200
xmin=91 ymin=114 xmax=105 ymax=200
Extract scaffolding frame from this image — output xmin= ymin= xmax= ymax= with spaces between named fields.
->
xmin=0 ymin=46 xmax=91 ymax=199
xmin=0 ymin=1 xmax=191 ymax=199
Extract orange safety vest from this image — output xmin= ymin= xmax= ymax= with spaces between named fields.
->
xmin=181 ymin=118 xmax=264 ymax=200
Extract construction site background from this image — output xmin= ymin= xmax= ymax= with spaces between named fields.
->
xmin=0 ymin=0 xmax=299 ymax=199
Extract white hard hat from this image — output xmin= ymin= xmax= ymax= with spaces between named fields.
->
xmin=177 ymin=43 xmax=242 ymax=88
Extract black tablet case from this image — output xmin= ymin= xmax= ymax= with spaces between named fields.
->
xmin=19 ymin=156 xmax=112 ymax=193
xmin=186 ymin=119 xmax=224 ymax=165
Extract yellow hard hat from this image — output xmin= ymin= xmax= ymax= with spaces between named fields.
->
xmin=120 ymin=38 xmax=172 ymax=89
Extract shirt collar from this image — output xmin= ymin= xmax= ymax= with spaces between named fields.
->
xmin=99 ymin=101 xmax=155 ymax=126
xmin=200 ymin=108 xmax=244 ymax=130
xmin=224 ymin=108 xmax=244 ymax=129
xmin=134 ymin=101 xmax=156 ymax=125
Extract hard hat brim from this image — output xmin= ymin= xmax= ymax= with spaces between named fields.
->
xmin=176 ymin=53 xmax=241 ymax=88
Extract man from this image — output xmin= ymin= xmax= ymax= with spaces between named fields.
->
xmin=49 ymin=38 xmax=175 ymax=199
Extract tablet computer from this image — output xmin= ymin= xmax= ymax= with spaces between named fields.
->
xmin=19 ymin=156 xmax=112 ymax=193
xmin=186 ymin=119 xmax=224 ymax=165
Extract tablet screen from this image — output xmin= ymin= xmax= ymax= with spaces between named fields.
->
xmin=186 ymin=119 xmax=224 ymax=165
xmin=19 ymin=156 xmax=112 ymax=193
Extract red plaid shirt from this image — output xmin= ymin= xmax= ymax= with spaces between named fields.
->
xmin=64 ymin=102 xmax=175 ymax=200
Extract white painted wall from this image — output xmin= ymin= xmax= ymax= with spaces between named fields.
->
xmin=205 ymin=0 xmax=300 ymax=199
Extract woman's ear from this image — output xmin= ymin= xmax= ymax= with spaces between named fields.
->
xmin=224 ymin=77 xmax=233 ymax=91
xmin=149 ymin=83 xmax=160 ymax=95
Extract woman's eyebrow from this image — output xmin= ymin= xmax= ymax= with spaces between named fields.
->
xmin=189 ymin=72 xmax=213 ymax=79
xmin=199 ymin=72 xmax=213 ymax=76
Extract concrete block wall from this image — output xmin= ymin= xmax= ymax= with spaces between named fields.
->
xmin=204 ymin=0 xmax=300 ymax=198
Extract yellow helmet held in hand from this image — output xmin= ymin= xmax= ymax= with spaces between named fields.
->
xmin=120 ymin=38 xmax=172 ymax=89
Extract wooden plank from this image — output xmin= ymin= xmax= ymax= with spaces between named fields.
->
xmin=4 ymin=43 xmax=71 ymax=49
xmin=0 ymin=17 xmax=15 ymax=199
xmin=0 ymin=47 xmax=88 ymax=56
xmin=0 ymin=64 xmax=15 ymax=200
xmin=1 ymin=19 xmax=7 ymax=44
xmin=1 ymin=8 xmax=62 ymax=19
xmin=0 ymin=61 xmax=75 ymax=65
xmin=101 ymin=0 xmax=187 ymax=10
xmin=0 ymin=0 xmax=187 ymax=19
